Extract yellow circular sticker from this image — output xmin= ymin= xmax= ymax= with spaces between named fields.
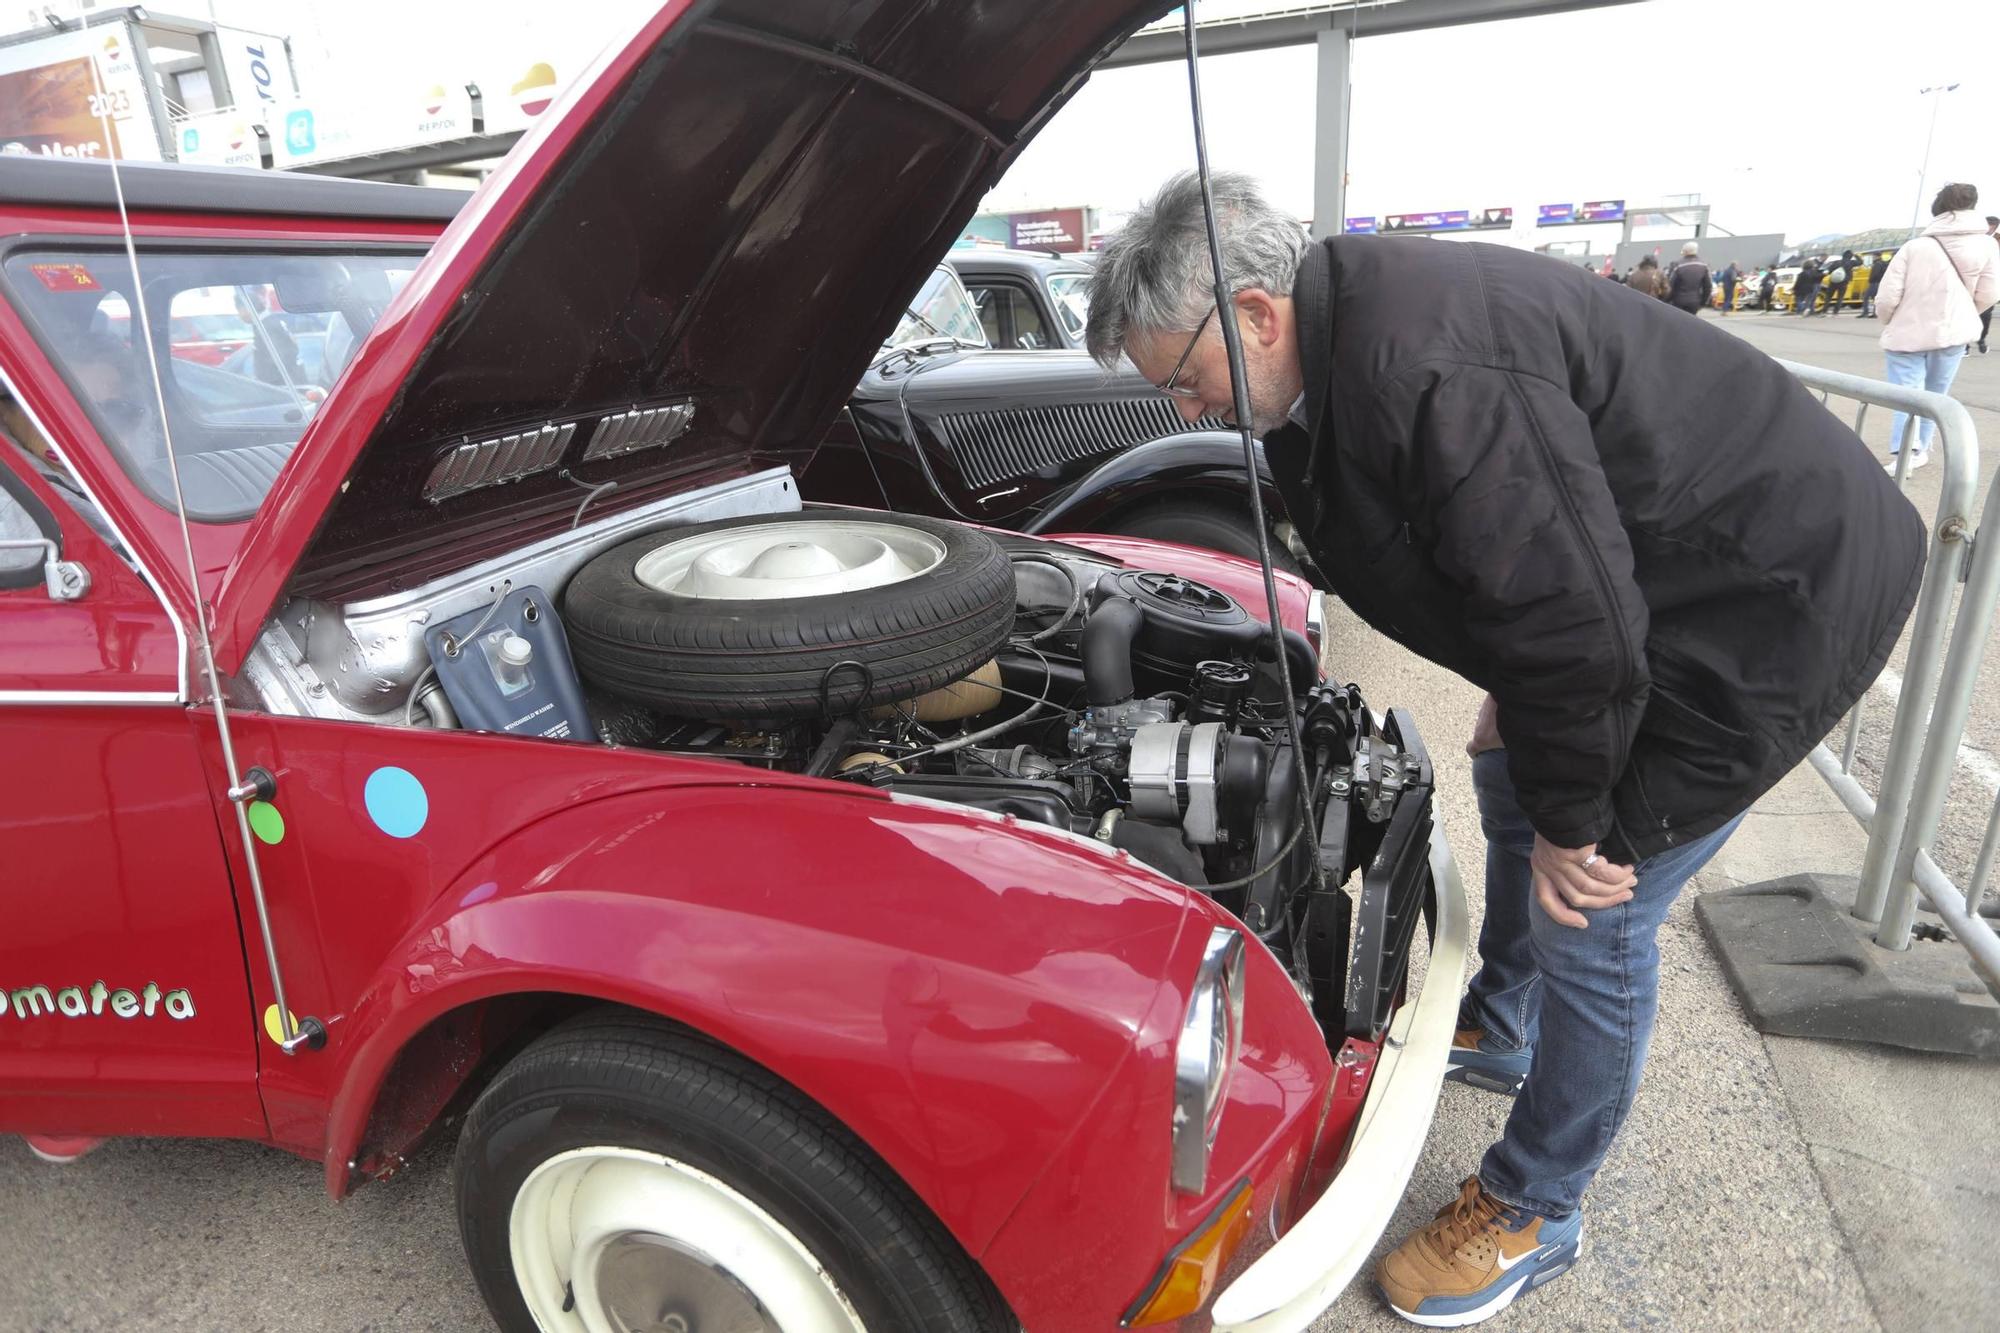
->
xmin=262 ymin=1003 xmax=299 ymax=1046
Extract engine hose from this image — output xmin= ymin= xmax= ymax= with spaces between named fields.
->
xmin=1201 ymin=820 xmax=1309 ymax=892
xmin=1182 ymin=9 xmax=1325 ymax=900
xmin=1082 ymin=596 xmax=1144 ymax=705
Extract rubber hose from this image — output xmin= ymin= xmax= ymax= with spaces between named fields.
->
xmin=1082 ymin=596 xmax=1144 ymax=706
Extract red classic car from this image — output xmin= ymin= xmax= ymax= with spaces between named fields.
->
xmin=0 ymin=3 xmax=1466 ymax=1331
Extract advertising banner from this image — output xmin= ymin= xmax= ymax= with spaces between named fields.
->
xmin=175 ymin=109 xmax=262 ymax=168
xmin=1538 ymin=203 xmax=1575 ymax=225
xmin=1344 ymin=217 xmax=1377 ymax=234
xmin=1009 ymin=208 xmax=1087 ymax=252
xmin=1382 ymin=210 xmax=1469 ymax=233
xmin=212 ymin=27 xmax=294 ymax=113
xmin=0 ymin=22 xmax=162 ymax=162
xmin=265 ymin=83 xmax=476 ymax=168
xmin=1579 ymin=199 xmax=1625 ymax=222
xmin=1469 ymin=207 xmax=1513 ymax=230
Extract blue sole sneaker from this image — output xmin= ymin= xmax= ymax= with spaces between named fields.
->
xmin=1378 ymin=1177 xmax=1582 ymax=1327
xmin=1443 ymin=1027 xmax=1531 ymax=1096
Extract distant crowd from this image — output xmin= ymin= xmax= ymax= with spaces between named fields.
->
xmin=1593 ymin=184 xmax=1999 ymax=474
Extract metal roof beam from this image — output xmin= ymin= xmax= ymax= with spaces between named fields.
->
xmin=1100 ymin=0 xmax=1648 ymax=68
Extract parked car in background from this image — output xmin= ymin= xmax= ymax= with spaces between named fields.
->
xmin=946 ymin=247 xmax=1094 ymax=350
xmin=802 ymin=261 xmax=1311 ymax=574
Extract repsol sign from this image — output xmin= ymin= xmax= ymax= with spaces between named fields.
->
xmin=2 ymin=980 xmax=194 ymax=1022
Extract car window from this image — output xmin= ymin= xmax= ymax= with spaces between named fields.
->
xmin=967 ymin=285 xmax=1004 ymax=346
xmin=1 ymin=249 xmax=419 ymax=523
xmin=996 ymin=285 xmax=1052 ymax=350
xmin=884 ymin=266 xmax=988 ymax=351
xmin=0 ymin=469 xmax=52 ymax=582
xmin=1046 ymin=273 xmax=1089 ymax=340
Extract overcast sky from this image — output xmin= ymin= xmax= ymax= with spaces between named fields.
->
xmin=209 ymin=0 xmax=1997 ymax=245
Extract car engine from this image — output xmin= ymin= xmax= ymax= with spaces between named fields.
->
xmin=244 ymin=511 xmax=1436 ymax=1040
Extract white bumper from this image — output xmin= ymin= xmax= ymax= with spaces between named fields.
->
xmin=1210 ymin=822 xmax=1470 ymax=1333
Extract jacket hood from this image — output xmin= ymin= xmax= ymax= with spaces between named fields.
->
xmin=215 ymin=0 xmax=1174 ymax=663
xmin=1925 ymin=210 xmax=1993 ymax=238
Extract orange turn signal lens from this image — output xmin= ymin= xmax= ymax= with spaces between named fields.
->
xmin=1123 ymin=1181 xmax=1257 ymax=1326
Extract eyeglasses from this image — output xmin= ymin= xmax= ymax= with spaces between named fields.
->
xmin=1157 ymin=306 xmax=1215 ymax=399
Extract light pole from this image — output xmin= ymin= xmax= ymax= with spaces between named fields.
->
xmin=1908 ymin=83 xmax=1960 ymax=239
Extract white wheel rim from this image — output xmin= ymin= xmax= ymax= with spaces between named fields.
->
xmin=633 ymin=519 xmax=948 ymax=600
xmin=510 ymin=1146 xmax=868 ymax=1333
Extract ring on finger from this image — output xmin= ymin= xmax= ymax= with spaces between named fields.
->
xmin=1582 ymin=853 xmax=1601 ymax=869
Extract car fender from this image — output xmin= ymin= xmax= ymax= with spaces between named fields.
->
xmin=321 ymin=781 xmax=1200 ymax=1258
xmin=1023 ymin=429 xmax=1287 ymax=535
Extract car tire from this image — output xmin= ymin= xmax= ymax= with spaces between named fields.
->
xmin=455 ymin=1010 xmax=1015 ymax=1333
xmin=562 ymin=510 xmax=1014 ymax=722
xmin=1105 ymin=498 xmax=1305 ymax=577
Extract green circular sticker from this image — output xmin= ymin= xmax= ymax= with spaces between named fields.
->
xmin=247 ymin=800 xmax=285 ymax=846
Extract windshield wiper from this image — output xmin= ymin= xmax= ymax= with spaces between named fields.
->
xmin=871 ymin=335 xmax=979 ymax=373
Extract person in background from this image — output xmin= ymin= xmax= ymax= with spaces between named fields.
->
xmin=1980 ymin=216 xmax=1997 ymax=352
xmin=1628 ymin=253 xmax=1667 ymax=300
xmin=1864 ymin=250 xmax=1891 ymax=318
xmin=1876 ymin=183 xmax=2000 ymax=472
xmin=1794 ymin=255 xmax=1823 ymax=315
xmin=1832 ymin=250 xmax=1863 ymax=315
xmin=1717 ymin=259 xmax=1741 ymax=314
xmin=1821 ymin=254 xmax=1849 ymax=316
xmin=1664 ymin=241 xmax=1713 ymax=314
xmin=1759 ymin=265 xmax=1779 ymax=312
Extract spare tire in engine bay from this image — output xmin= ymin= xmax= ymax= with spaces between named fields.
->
xmin=562 ymin=510 xmax=1015 ymax=723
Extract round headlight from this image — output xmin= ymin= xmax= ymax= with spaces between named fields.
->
xmin=1172 ymin=926 xmax=1246 ymax=1195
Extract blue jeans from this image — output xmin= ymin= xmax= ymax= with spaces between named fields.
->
xmin=1461 ymin=749 xmax=1742 ymax=1218
xmin=1884 ymin=346 xmax=1967 ymax=453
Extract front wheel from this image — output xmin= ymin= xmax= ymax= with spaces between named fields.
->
xmin=455 ymin=1011 xmax=1013 ymax=1333
xmin=1103 ymin=498 xmax=1304 ymax=576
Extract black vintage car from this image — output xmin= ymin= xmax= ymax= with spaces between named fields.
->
xmin=946 ymin=247 xmax=1093 ymax=350
xmin=797 ymin=263 xmax=1307 ymax=573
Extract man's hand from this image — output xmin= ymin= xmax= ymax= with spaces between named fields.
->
xmin=1531 ymin=835 xmax=1637 ymax=928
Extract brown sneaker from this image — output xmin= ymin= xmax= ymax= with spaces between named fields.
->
xmin=1443 ymin=1026 xmax=1531 ymax=1095
xmin=1377 ymin=1177 xmax=1581 ymax=1326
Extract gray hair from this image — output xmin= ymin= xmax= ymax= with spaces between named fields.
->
xmin=1085 ymin=170 xmax=1310 ymax=369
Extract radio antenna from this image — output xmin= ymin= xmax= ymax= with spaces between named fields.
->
xmin=79 ymin=5 xmax=321 ymax=1052
xmin=1181 ymin=3 xmax=1327 ymax=910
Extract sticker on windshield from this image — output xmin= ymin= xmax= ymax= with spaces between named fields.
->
xmin=1 ymin=980 xmax=194 ymax=1022
xmin=27 ymin=263 xmax=102 ymax=293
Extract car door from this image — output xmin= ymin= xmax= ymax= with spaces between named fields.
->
xmin=0 ymin=407 xmax=264 ymax=1140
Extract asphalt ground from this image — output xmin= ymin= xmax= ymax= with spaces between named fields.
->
xmin=7 ymin=308 xmax=1998 ymax=1332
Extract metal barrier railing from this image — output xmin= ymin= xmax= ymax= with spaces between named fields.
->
xmin=1784 ymin=359 xmax=2000 ymax=997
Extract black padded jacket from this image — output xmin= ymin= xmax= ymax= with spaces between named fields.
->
xmin=1264 ymin=235 xmax=1924 ymax=861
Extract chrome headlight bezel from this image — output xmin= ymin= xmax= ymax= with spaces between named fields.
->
xmin=1172 ymin=925 xmax=1247 ymax=1194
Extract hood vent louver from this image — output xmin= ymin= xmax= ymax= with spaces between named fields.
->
xmin=423 ymin=422 xmax=577 ymax=503
xmin=580 ymin=400 xmax=697 ymax=462
xmin=419 ymin=399 xmax=697 ymax=505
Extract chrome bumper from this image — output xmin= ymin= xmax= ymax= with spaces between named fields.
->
xmin=1209 ymin=821 xmax=1470 ymax=1333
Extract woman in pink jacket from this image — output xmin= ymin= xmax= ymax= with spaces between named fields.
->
xmin=1876 ymin=182 xmax=2000 ymax=472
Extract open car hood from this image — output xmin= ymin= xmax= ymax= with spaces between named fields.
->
xmin=215 ymin=0 xmax=1173 ymax=667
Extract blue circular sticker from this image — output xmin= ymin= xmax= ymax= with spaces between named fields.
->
xmin=364 ymin=766 xmax=429 ymax=838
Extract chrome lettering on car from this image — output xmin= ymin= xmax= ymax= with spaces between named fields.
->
xmin=1 ymin=980 xmax=195 ymax=1021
